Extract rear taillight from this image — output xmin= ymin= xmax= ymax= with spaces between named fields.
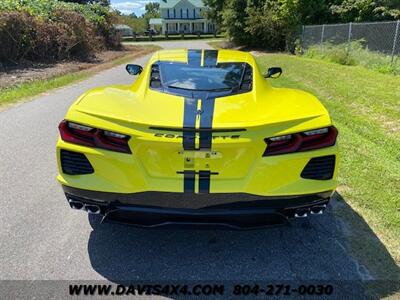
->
xmin=58 ymin=120 xmax=131 ymax=154
xmin=263 ymin=126 xmax=338 ymax=156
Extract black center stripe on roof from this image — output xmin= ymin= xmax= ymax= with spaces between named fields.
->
xmin=187 ymin=49 xmax=202 ymax=66
xmin=183 ymin=49 xmax=219 ymax=151
xmin=181 ymin=50 xmax=219 ymax=193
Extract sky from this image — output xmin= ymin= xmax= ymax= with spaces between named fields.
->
xmin=110 ymin=0 xmax=159 ymax=16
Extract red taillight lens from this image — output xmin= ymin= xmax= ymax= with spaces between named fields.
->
xmin=263 ymin=126 xmax=338 ymax=156
xmin=58 ymin=120 xmax=131 ymax=154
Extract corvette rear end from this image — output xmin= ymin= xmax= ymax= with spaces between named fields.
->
xmin=56 ymin=49 xmax=339 ymax=229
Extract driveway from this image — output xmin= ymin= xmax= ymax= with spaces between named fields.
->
xmin=0 ymin=40 xmax=398 ymax=298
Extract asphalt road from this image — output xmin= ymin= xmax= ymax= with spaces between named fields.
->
xmin=0 ymin=40 xmax=398 ymax=298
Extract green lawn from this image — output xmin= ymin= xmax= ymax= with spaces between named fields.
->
xmin=256 ymin=54 xmax=400 ymax=261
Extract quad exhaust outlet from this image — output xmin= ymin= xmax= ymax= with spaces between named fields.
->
xmin=68 ymin=199 xmax=100 ymax=214
xmin=68 ymin=199 xmax=84 ymax=210
xmin=85 ymin=204 xmax=101 ymax=214
xmin=293 ymin=204 xmax=327 ymax=218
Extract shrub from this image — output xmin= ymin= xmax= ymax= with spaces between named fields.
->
xmin=52 ymin=9 xmax=99 ymax=60
xmin=302 ymin=41 xmax=400 ymax=75
xmin=0 ymin=0 xmax=120 ymax=65
xmin=0 ymin=12 xmax=37 ymax=63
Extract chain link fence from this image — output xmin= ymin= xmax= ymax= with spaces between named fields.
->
xmin=301 ymin=20 xmax=400 ymax=63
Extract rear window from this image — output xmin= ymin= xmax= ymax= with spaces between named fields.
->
xmin=155 ymin=62 xmax=251 ymax=92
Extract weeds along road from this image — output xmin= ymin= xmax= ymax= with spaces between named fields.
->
xmin=0 ymin=40 xmax=398 ymax=298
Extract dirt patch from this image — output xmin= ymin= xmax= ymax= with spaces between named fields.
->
xmin=0 ymin=46 xmax=147 ymax=89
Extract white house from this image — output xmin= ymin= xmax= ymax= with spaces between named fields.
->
xmin=149 ymin=0 xmax=216 ymax=34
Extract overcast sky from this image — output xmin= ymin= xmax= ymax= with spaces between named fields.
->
xmin=110 ymin=0 xmax=159 ymax=15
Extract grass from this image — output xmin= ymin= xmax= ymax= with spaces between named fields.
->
xmin=303 ymin=41 xmax=400 ymax=75
xmin=256 ymin=53 xmax=400 ymax=262
xmin=0 ymin=45 xmax=161 ymax=109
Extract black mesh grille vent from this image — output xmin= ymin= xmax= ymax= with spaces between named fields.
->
xmin=60 ymin=150 xmax=94 ymax=175
xmin=150 ymin=64 xmax=161 ymax=89
xmin=301 ymin=155 xmax=336 ymax=180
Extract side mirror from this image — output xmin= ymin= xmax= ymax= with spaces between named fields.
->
xmin=126 ymin=64 xmax=143 ymax=75
xmin=265 ymin=67 xmax=282 ymax=79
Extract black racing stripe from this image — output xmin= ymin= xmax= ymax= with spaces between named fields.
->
xmin=183 ymin=170 xmax=196 ymax=193
xmin=199 ymin=98 xmax=215 ymax=150
xmin=198 ymin=170 xmax=211 ymax=194
xmin=183 ymin=97 xmax=198 ymax=150
xmin=187 ymin=49 xmax=202 ymax=66
xmin=203 ymin=50 xmax=218 ymax=67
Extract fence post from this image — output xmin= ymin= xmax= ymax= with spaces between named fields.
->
xmin=300 ymin=25 xmax=305 ymax=53
xmin=391 ymin=20 xmax=400 ymax=63
xmin=348 ymin=22 xmax=352 ymax=42
xmin=347 ymin=22 xmax=352 ymax=52
xmin=320 ymin=24 xmax=325 ymax=53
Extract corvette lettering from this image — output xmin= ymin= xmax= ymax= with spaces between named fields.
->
xmin=154 ymin=133 xmax=240 ymax=139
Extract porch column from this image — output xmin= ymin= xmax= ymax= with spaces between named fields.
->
xmin=203 ymin=21 xmax=207 ymax=33
xmin=177 ymin=22 xmax=180 ymax=33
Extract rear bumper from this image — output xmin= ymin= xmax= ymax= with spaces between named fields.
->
xmin=63 ymin=185 xmax=333 ymax=229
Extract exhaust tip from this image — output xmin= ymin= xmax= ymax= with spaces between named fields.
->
xmin=294 ymin=208 xmax=309 ymax=218
xmin=85 ymin=204 xmax=101 ymax=214
xmin=310 ymin=205 xmax=327 ymax=215
xmin=68 ymin=199 xmax=84 ymax=210
xmin=294 ymin=212 xmax=308 ymax=218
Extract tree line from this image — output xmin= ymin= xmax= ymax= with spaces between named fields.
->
xmin=204 ymin=0 xmax=400 ymax=51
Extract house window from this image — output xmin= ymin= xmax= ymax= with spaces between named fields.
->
xmin=173 ymin=9 xmax=176 ymax=18
xmin=187 ymin=9 xmax=189 ymax=19
xmin=193 ymin=8 xmax=195 ymax=18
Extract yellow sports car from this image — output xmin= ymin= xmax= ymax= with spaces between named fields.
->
xmin=56 ymin=49 xmax=339 ymax=229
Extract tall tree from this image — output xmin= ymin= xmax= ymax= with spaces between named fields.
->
xmin=331 ymin=0 xmax=400 ymax=22
xmin=142 ymin=2 xmax=160 ymax=27
xmin=144 ymin=2 xmax=160 ymax=17
xmin=203 ymin=0 xmax=225 ymax=28
xmin=203 ymin=0 xmax=400 ymax=51
xmin=62 ymin=0 xmax=110 ymax=5
xmin=221 ymin=0 xmax=248 ymax=45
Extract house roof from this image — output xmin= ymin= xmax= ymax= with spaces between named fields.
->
xmin=159 ymin=0 xmax=205 ymax=9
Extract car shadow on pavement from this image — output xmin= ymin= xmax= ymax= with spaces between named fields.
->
xmin=87 ymin=192 xmax=400 ymax=299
